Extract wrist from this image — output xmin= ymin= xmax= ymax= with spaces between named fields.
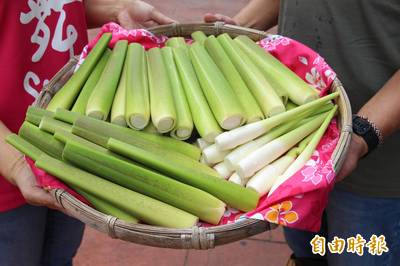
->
xmin=4 ymin=155 xmax=30 ymax=186
xmin=352 ymin=134 xmax=368 ymax=159
xmin=352 ymin=114 xmax=383 ymax=157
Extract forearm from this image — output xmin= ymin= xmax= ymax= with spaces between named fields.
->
xmin=84 ymin=0 xmax=130 ymax=28
xmin=357 ymin=70 xmax=400 ymax=139
xmin=0 ymin=122 xmax=28 ymax=184
xmin=233 ymin=0 xmax=280 ymax=30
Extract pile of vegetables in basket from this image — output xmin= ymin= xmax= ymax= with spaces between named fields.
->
xmin=6 ymin=30 xmax=340 ymax=228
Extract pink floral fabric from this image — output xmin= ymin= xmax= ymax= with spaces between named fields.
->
xmin=29 ymin=23 xmax=340 ymax=232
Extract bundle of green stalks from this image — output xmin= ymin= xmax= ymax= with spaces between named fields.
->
xmin=16 ymin=30 xmax=338 ymax=228
xmin=44 ymin=31 xmax=318 ymax=143
xmin=7 ymin=106 xmax=261 ymax=227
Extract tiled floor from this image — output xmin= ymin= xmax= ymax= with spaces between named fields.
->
xmin=74 ymin=226 xmax=291 ymax=266
xmin=75 ymin=1 xmax=291 ymax=265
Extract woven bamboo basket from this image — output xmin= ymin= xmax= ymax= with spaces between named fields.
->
xmin=34 ymin=22 xmax=352 ymax=250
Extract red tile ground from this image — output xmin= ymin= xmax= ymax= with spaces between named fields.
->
xmin=75 ymin=1 xmax=291 ymax=265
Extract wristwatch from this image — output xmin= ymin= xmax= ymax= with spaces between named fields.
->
xmin=352 ymin=115 xmax=383 ymax=156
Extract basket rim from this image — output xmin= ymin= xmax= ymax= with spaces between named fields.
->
xmin=33 ymin=22 xmax=352 ymax=249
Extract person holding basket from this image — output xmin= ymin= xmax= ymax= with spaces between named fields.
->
xmin=205 ymin=0 xmax=400 ymax=265
xmin=0 ymin=1 xmax=174 ymax=265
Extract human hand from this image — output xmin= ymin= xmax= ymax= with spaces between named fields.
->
xmin=116 ymin=0 xmax=175 ymax=28
xmin=7 ymin=156 xmax=62 ymax=210
xmin=336 ymin=134 xmax=368 ymax=182
xmin=203 ymin=13 xmax=238 ymax=25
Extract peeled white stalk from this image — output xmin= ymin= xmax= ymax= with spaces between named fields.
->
xmin=224 ymin=118 xmax=302 ymax=171
xmin=229 ymin=173 xmax=244 ymax=186
xmin=202 ymin=144 xmax=230 ymax=165
xmin=246 ymin=132 xmax=315 ymax=196
xmin=223 ymin=103 xmax=333 ymax=171
xmin=200 ymin=155 xmax=207 ymax=164
xmin=236 ymin=112 xmax=329 ymax=179
xmin=247 ymin=156 xmax=294 ymax=195
xmin=195 ymin=138 xmax=212 ymax=150
xmin=268 ymin=106 xmax=338 ymax=195
xmin=213 ymin=161 xmax=233 ymax=179
xmin=214 ymin=92 xmax=339 ymax=151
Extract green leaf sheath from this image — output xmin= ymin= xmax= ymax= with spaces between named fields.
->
xmin=191 ymin=31 xmax=207 ymax=45
xmin=6 ymin=134 xmax=43 ymax=161
xmin=165 ymin=37 xmax=187 ymax=48
xmin=217 ymin=34 xmax=285 ymax=117
xmin=35 ymin=154 xmax=198 ymax=228
xmin=190 ymin=42 xmax=245 ymax=130
xmin=110 ymin=53 xmax=128 ymax=127
xmin=54 ymin=108 xmax=81 ymax=124
xmin=6 ymin=133 xmax=139 ymax=224
xmin=46 ymin=33 xmax=112 ymax=111
xmin=63 ymin=140 xmax=225 ymax=225
xmin=161 ymin=47 xmax=193 ymax=140
xmin=18 ymin=122 xmax=64 ymax=159
xmin=172 ymin=47 xmax=222 ymax=142
xmin=72 ymin=114 xmax=201 ymax=160
xmin=71 ymin=49 xmax=112 ymax=114
xmin=125 ymin=43 xmax=150 ymax=130
xmin=86 ymin=40 xmax=128 ymax=120
xmin=165 ymin=37 xmax=189 ymax=55
xmin=234 ymin=35 xmax=319 ymax=105
xmin=39 ymin=116 xmax=72 ymax=134
xmin=73 ymin=187 xmax=139 ymax=223
xmin=147 ymin=47 xmax=177 ymax=133
xmin=204 ymin=36 xmax=264 ymax=123
xmin=26 ymin=106 xmax=54 ymax=126
xmin=107 ymin=138 xmax=259 ymax=212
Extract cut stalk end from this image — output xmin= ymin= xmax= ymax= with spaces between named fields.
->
xmin=87 ymin=111 xmax=106 ymax=121
xmin=222 ymin=115 xmax=244 ymax=130
xmin=155 ymin=117 xmax=175 ymax=133
xmin=129 ymin=115 xmax=149 ymax=130
xmin=176 ymin=128 xmax=192 ymax=139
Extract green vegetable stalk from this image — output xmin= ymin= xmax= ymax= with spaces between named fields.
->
xmin=47 ymin=33 xmax=112 ymax=111
xmin=204 ymin=36 xmax=264 ymax=123
xmin=161 ymin=47 xmax=193 ymax=140
xmin=125 ymin=43 xmax=150 ymax=130
xmin=86 ymin=40 xmax=128 ymax=120
xmin=172 ymin=46 xmax=222 ymax=142
xmin=36 ymin=154 xmax=199 ymax=228
xmin=71 ymin=49 xmax=112 ymax=114
xmin=190 ymin=42 xmax=245 ymax=130
xmin=147 ymin=47 xmax=177 ymax=133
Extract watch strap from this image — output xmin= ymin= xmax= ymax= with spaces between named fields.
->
xmin=352 ymin=115 xmax=383 ymax=156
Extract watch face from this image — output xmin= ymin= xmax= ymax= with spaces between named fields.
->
xmin=353 ymin=116 xmax=371 ymax=135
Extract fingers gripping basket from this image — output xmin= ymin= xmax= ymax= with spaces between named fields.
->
xmin=34 ymin=23 xmax=352 ymax=249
